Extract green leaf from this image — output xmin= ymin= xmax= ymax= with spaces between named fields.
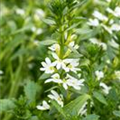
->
xmin=82 ymin=114 xmax=99 ymax=120
xmin=29 ymin=116 xmax=39 ymax=120
xmin=39 ymin=73 xmax=51 ymax=80
xmin=24 ymin=81 xmax=40 ymax=102
xmin=42 ymin=18 xmax=56 ymax=25
xmin=66 ymin=22 xmax=81 ymax=31
xmin=51 ymin=100 xmax=67 ymax=119
xmin=63 ymin=94 xmax=90 ymax=117
xmin=93 ymin=91 xmax=107 ymax=105
xmin=0 ymin=99 xmax=16 ymax=112
xmin=39 ymin=40 xmax=57 ymax=46
xmin=113 ymin=110 xmax=120 ymax=117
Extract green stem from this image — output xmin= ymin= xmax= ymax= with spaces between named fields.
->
xmin=87 ymin=99 xmax=91 ymax=114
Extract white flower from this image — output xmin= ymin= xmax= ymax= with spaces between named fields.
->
xmin=34 ymin=9 xmax=45 ymax=21
xmin=106 ymin=7 xmax=120 ymax=17
xmin=64 ymin=59 xmax=81 ymax=73
xmin=16 ymin=8 xmax=25 ymax=16
xmin=52 ymin=53 xmax=68 ymax=71
xmin=93 ymin=10 xmax=108 ymax=21
xmin=115 ymin=71 xmax=120 ymax=80
xmin=100 ymin=42 xmax=107 ymax=50
xmin=90 ymin=38 xmax=107 ymax=50
xmin=109 ymin=39 xmax=119 ymax=49
xmin=95 ymin=70 xmax=104 ymax=80
xmin=68 ymin=41 xmax=79 ymax=49
xmin=109 ymin=19 xmax=114 ymax=25
xmin=100 ymin=82 xmax=111 ymax=94
xmin=36 ymin=100 xmax=50 ymax=110
xmin=31 ymin=27 xmax=43 ymax=35
xmin=106 ymin=0 xmax=111 ymax=2
xmin=101 ymin=24 xmax=112 ymax=34
xmin=48 ymin=43 xmax=60 ymax=52
xmin=78 ymin=102 xmax=87 ymax=115
xmin=0 ymin=70 xmax=3 ymax=75
xmin=63 ymin=74 xmax=84 ymax=90
xmin=40 ymin=57 xmax=56 ymax=74
xmin=87 ymin=18 xmax=99 ymax=27
xmin=48 ymin=90 xmax=63 ymax=107
xmin=114 ymin=7 xmax=120 ymax=17
xmin=111 ymin=24 xmax=120 ymax=32
xmin=45 ymin=73 xmax=62 ymax=83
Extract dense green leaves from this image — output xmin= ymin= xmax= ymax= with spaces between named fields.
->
xmin=39 ymin=39 xmax=57 ymax=46
xmin=24 ymin=81 xmax=40 ymax=102
xmin=0 ymin=99 xmax=16 ymax=112
xmin=113 ymin=110 xmax=120 ymax=117
xmin=93 ymin=91 xmax=107 ymax=105
xmin=63 ymin=94 xmax=90 ymax=117
xmin=82 ymin=114 xmax=99 ymax=120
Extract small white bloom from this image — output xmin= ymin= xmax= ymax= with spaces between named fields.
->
xmin=16 ymin=8 xmax=25 ymax=16
xmin=71 ymin=34 xmax=77 ymax=40
xmin=90 ymin=38 xmax=107 ymax=50
xmin=78 ymin=102 xmax=87 ymax=115
xmin=106 ymin=7 xmax=120 ymax=17
xmin=48 ymin=90 xmax=63 ymax=107
xmin=100 ymin=42 xmax=107 ymax=50
xmin=68 ymin=41 xmax=79 ymax=49
xmin=101 ymin=24 xmax=112 ymax=34
xmin=35 ymin=9 xmax=45 ymax=17
xmin=40 ymin=57 xmax=56 ymax=74
xmin=109 ymin=19 xmax=114 ymax=25
xmin=106 ymin=0 xmax=111 ymax=2
xmin=93 ymin=10 xmax=108 ymax=21
xmin=111 ymin=24 xmax=120 ymax=32
xmin=115 ymin=71 xmax=120 ymax=80
xmin=100 ymin=82 xmax=111 ymax=94
xmin=95 ymin=70 xmax=104 ymax=80
xmin=109 ymin=39 xmax=119 ymax=49
xmin=45 ymin=73 xmax=62 ymax=83
xmin=36 ymin=100 xmax=50 ymax=110
xmin=52 ymin=53 xmax=68 ymax=71
xmin=114 ymin=7 xmax=120 ymax=17
xmin=64 ymin=59 xmax=81 ymax=73
xmin=31 ymin=27 xmax=43 ymax=35
xmin=87 ymin=18 xmax=99 ymax=27
xmin=65 ymin=74 xmax=84 ymax=90
xmin=0 ymin=70 xmax=3 ymax=75
xmin=48 ymin=43 xmax=60 ymax=52
xmin=106 ymin=59 xmax=111 ymax=64
xmin=90 ymin=38 xmax=99 ymax=44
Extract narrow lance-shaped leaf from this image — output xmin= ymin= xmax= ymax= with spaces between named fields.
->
xmin=82 ymin=114 xmax=100 ymax=120
xmin=24 ymin=81 xmax=40 ymax=102
xmin=93 ymin=91 xmax=107 ymax=105
xmin=113 ymin=110 xmax=120 ymax=117
xmin=0 ymin=99 xmax=16 ymax=112
xmin=63 ymin=94 xmax=90 ymax=117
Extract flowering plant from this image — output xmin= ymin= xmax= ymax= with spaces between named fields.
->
xmin=0 ymin=0 xmax=120 ymax=120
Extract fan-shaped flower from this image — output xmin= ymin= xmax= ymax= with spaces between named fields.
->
xmin=36 ymin=100 xmax=50 ymax=110
xmin=40 ymin=57 xmax=56 ymax=74
xmin=48 ymin=90 xmax=63 ymax=107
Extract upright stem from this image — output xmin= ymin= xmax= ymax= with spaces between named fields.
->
xmin=87 ymin=99 xmax=91 ymax=114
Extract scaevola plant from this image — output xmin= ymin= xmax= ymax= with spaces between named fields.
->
xmin=36 ymin=0 xmax=120 ymax=119
xmin=37 ymin=0 xmax=85 ymax=110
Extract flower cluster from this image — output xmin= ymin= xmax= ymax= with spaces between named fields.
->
xmin=95 ymin=70 xmax=111 ymax=94
xmin=37 ymin=41 xmax=84 ymax=109
xmin=87 ymin=3 xmax=120 ymax=51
